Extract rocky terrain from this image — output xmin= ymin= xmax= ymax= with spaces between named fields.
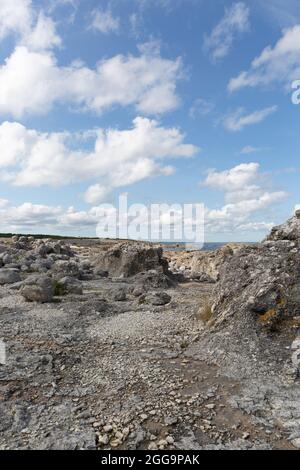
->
xmin=166 ymin=243 xmax=245 ymax=282
xmin=1 ymin=213 xmax=300 ymax=450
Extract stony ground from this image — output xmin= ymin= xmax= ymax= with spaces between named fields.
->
xmin=0 ymin=236 xmax=299 ymax=450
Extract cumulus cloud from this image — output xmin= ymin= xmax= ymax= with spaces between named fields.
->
xmin=0 ymin=44 xmax=182 ymax=118
xmin=0 ymin=200 xmax=195 ymax=238
xmin=0 ymin=202 xmax=62 ymax=229
xmin=0 ymin=117 xmax=198 ymax=202
xmin=203 ymin=163 xmax=287 ymax=233
xmin=0 ymin=0 xmax=32 ymax=40
xmin=0 ymin=162 xmax=287 ymax=236
xmin=0 ymin=2 xmax=182 ymax=118
xmin=0 ymin=202 xmax=101 ymax=233
xmin=228 ymin=25 xmax=300 ymax=92
xmin=204 ymin=2 xmax=250 ymax=62
xmin=0 ymin=0 xmax=61 ymax=51
xmin=90 ymin=8 xmax=120 ymax=34
xmin=223 ymin=105 xmax=278 ymax=131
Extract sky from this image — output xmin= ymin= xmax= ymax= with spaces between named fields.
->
xmin=0 ymin=0 xmax=299 ymax=242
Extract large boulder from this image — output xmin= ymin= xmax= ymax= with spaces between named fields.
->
xmin=131 ymin=269 xmax=176 ymax=290
xmin=30 ymin=258 xmax=54 ymax=273
xmin=94 ymin=243 xmax=169 ymax=278
xmin=54 ymin=277 xmax=83 ymax=295
xmin=139 ymin=291 xmax=172 ymax=306
xmin=0 ymin=268 xmax=21 ymax=285
xmin=207 ymin=212 xmax=300 ymax=331
xmin=51 ymin=260 xmax=80 ymax=279
xmin=1 ymin=254 xmax=13 ymax=265
xmin=21 ymin=275 xmax=54 ymax=303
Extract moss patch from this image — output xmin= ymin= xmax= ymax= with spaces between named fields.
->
xmin=53 ymin=281 xmax=67 ymax=296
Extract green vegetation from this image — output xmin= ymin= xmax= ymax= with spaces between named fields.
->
xmin=0 ymin=233 xmax=99 ymax=240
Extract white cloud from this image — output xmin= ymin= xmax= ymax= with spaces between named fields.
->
xmin=223 ymin=105 xmax=278 ymax=131
xmin=23 ymin=12 xmax=61 ymax=50
xmin=84 ymin=185 xmax=111 ymax=205
xmin=204 ymin=2 xmax=250 ymax=62
xmin=1 ymin=202 xmax=62 ymax=228
xmin=90 ymin=8 xmax=120 ymax=34
xmin=0 ymin=161 xmax=287 ymax=236
xmin=237 ymin=221 xmax=275 ymax=232
xmin=0 ymin=199 xmax=9 ymax=208
xmin=0 ymin=0 xmax=61 ymax=51
xmin=189 ymin=98 xmax=215 ymax=118
xmin=228 ymin=25 xmax=300 ymax=92
xmin=204 ymin=163 xmax=287 ymax=233
xmin=0 ymin=44 xmax=182 ymax=118
xmin=0 ymin=118 xmax=198 ymax=202
xmin=204 ymin=163 xmax=260 ymax=192
xmin=0 ymin=202 xmax=99 ymax=232
xmin=0 ymin=0 xmax=32 ymax=40
xmin=240 ymin=145 xmax=262 ymax=154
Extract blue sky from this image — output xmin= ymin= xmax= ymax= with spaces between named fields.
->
xmin=0 ymin=0 xmax=299 ymax=241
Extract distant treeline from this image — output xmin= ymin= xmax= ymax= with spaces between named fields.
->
xmin=0 ymin=233 xmax=99 ymax=240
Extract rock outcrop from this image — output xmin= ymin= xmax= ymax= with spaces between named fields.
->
xmin=95 ymin=242 xmax=169 ymax=278
xmin=167 ymin=243 xmax=244 ymax=282
xmin=208 ymin=211 xmax=300 ymax=331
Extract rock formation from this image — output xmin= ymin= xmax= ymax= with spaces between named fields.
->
xmin=166 ymin=243 xmax=244 ymax=282
xmin=95 ymin=242 xmax=169 ymax=278
xmin=209 ymin=211 xmax=300 ymax=332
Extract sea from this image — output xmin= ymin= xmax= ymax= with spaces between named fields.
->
xmin=160 ymin=242 xmax=230 ymax=252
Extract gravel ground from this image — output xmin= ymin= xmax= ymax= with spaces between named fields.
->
xmin=0 ymin=264 xmax=298 ymax=450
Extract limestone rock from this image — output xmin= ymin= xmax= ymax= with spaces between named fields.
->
xmin=166 ymin=243 xmax=244 ymax=282
xmin=95 ymin=242 xmax=169 ymax=278
xmin=132 ymin=269 xmax=176 ymax=290
xmin=21 ymin=275 xmax=54 ymax=303
xmin=0 ymin=268 xmax=21 ymax=285
xmin=111 ymin=287 xmax=127 ymax=301
xmin=210 ymin=212 xmax=300 ymax=331
xmin=93 ymin=267 xmax=109 ymax=278
xmin=51 ymin=260 xmax=80 ymax=279
xmin=139 ymin=291 xmax=171 ymax=306
xmin=55 ymin=277 xmax=83 ymax=295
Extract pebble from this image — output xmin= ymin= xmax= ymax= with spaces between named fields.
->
xmin=98 ymin=434 xmax=109 ymax=445
xmin=291 ymin=438 xmax=300 ymax=449
xmin=205 ymin=404 xmax=216 ymax=410
xmin=148 ymin=443 xmax=158 ymax=450
xmin=110 ymin=439 xmax=121 ymax=448
xmin=103 ymin=424 xmax=113 ymax=433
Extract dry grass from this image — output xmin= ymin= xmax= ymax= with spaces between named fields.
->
xmin=198 ymin=298 xmax=214 ymax=324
